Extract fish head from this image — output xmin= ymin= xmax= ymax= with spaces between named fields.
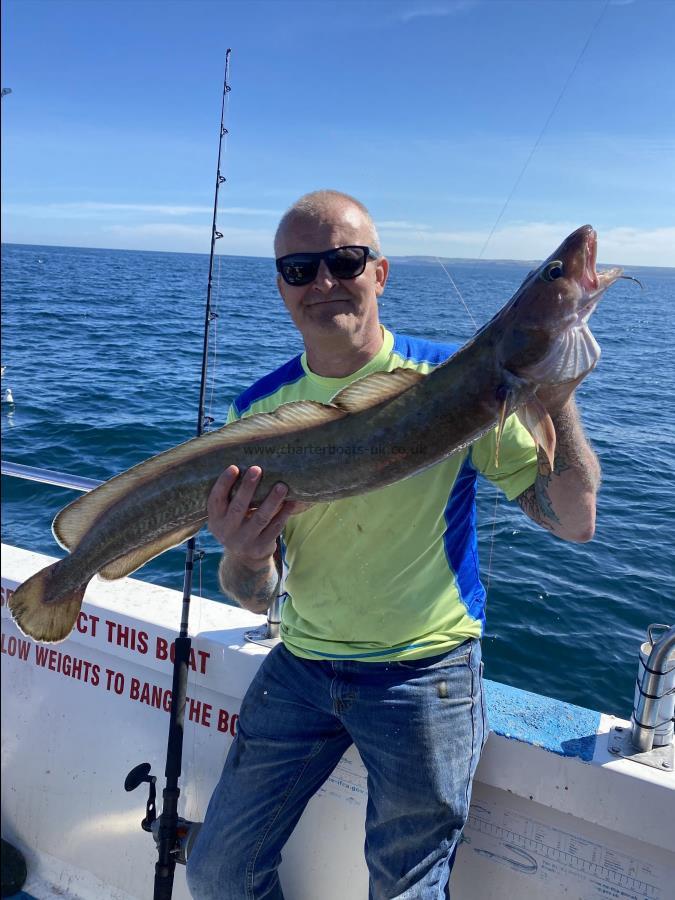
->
xmin=498 ymin=225 xmax=623 ymax=387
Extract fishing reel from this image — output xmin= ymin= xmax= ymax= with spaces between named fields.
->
xmin=125 ymin=763 xmax=202 ymax=865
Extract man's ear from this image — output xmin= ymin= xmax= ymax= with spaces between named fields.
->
xmin=375 ymin=256 xmax=389 ymax=297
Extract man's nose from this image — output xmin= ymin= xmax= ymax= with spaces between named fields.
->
xmin=312 ymin=259 xmax=338 ymax=291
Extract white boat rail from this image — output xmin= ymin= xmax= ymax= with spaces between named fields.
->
xmin=1 ymin=460 xmax=101 ymax=493
xmin=0 ymin=460 xmax=282 ymax=641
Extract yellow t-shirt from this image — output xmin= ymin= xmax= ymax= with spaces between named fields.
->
xmin=228 ymin=328 xmax=537 ymax=661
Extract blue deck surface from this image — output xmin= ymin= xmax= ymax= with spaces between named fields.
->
xmin=484 ymin=678 xmax=602 ymax=761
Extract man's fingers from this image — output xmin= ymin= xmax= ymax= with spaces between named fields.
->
xmin=258 ymin=500 xmax=301 ymax=544
xmin=250 ymin=481 xmax=289 ymax=527
xmin=207 ymin=465 xmax=298 ymax=555
xmin=227 ymin=466 xmax=264 ymax=525
xmin=207 ymin=465 xmax=240 ymax=518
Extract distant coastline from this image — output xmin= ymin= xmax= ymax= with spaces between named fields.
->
xmin=1 ymin=242 xmax=672 ymax=274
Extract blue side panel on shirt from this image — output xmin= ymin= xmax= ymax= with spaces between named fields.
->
xmin=443 ymin=456 xmax=485 ymax=630
xmin=233 ymin=355 xmax=305 ymax=416
xmin=392 ymin=332 xmax=458 ymax=365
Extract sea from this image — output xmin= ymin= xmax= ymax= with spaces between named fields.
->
xmin=1 ymin=242 xmax=673 ymax=718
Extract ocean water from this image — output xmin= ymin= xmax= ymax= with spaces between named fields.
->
xmin=2 ymin=242 xmax=673 ymax=718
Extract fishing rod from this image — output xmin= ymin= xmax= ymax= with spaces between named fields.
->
xmin=124 ymin=49 xmax=232 ymax=900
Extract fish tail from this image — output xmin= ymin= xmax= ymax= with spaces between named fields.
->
xmin=8 ymin=562 xmax=88 ymax=644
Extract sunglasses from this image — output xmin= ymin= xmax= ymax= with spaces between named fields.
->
xmin=276 ymin=245 xmax=380 ymax=286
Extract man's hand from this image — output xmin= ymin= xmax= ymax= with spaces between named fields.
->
xmin=208 ymin=465 xmax=301 ymax=563
xmin=517 ymin=392 xmax=600 ymax=543
xmin=208 ymin=465 xmax=305 ymax=613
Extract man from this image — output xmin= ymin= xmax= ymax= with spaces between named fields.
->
xmin=186 ymin=190 xmax=600 ymax=899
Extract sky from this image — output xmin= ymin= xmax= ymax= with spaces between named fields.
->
xmin=1 ymin=0 xmax=674 ymax=266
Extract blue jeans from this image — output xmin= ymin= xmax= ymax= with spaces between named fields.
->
xmin=187 ymin=639 xmax=486 ymax=900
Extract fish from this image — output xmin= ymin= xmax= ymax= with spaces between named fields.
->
xmin=9 ymin=225 xmax=627 ymax=643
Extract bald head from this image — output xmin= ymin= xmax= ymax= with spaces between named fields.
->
xmin=274 ymin=190 xmax=381 ymax=257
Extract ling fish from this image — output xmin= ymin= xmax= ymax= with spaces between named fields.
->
xmin=9 ymin=225 xmax=627 ymax=643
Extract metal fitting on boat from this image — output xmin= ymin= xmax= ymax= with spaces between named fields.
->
xmin=244 ymin=592 xmax=284 ymax=646
xmin=631 ymin=623 xmax=675 ymax=753
xmin=267 ymin=594 xmax=281 ymax=639
xmin=151 ymin=817 xmax=202 ymax=866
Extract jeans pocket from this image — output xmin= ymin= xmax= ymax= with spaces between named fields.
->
xmin=395 ymin=639 xmax=475 ymax=671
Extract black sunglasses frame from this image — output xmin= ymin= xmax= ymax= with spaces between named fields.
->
xmin=275 ymin=245 xmax=380 ymax=286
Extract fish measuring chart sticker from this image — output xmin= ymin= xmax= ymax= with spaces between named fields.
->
xmin=458 ymin=788 xmax=668 ymax=900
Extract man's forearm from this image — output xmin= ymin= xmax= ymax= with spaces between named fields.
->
xmin=218 ymin=552 xmax=280 ymax=614
xmin=517 ymin=399 xmax=601 ymax=542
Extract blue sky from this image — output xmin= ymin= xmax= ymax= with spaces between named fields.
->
xmin=2 ymin=0 xmax=673 ymax=265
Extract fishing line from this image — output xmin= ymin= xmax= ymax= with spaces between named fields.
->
xmin=183 ymin=55 xmax=232 ymax=861
xmin=206 ymin=93 xmax=231 ymax=430
xmin=187 ymin=534 xmax=204 ymax=823
xmin=424 ymin=0 xmax=611 ymax=608
xmin=427 ymin=0 xmax=611 ymax=319
xmin=124 ymin=50 xmax=233 ymax=900
xmin=205 ymin=253 xmax=223 ymax=424
xmin=484 ymin=490 xmax=501 ymax=597
xmin=433 ymin=256 xmax=478 ymax=330
xmin=403 ymin=225 xmax=477 ymax=335
xmin=474 ymin=0 xmax=611 ymax=264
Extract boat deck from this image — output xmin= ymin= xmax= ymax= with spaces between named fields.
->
xmin=2 ymin=544 xmax=674 ymax=900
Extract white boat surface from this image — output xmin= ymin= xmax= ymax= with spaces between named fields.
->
xmin=1 ymin=543 xmax=674 ymax=900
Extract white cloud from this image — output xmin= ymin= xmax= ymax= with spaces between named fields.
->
xmin=60 ymin=202 xmax=212 ymax=216
xmin=383 ymin=221 xmax=675 ymax=268
xmin=223 ymin=207 xmax=281 ymax=217
xmin=395 ymin=1 xmax=478 ymax=24
xmin=108 ymin=223 xmax=212 ymax=238
xmin=379 ymin=220 xmax=432 ymax=231
xmin=3 ymin=202 xmax=280 ymax=219
xmin=595 ymin=226 xmax=675 ymax=268
xmin=3 ymin=203 xmax=672 ymax=266
xmin=105 ymin=222 xmax=275 ymax=255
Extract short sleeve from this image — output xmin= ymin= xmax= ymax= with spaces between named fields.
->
xmin=470 ymin=414 xmax=538 ymax=501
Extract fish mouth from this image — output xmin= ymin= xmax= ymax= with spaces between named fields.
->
xmin=574 ymin=226 xmax=623 ymax=319
xmin=580 ymin=227 xmax=599 ymax=293
xmin=511 ymin=226 xmax=623 ymax=385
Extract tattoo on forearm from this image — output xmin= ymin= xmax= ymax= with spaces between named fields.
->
xmin=517 ymin=475 xmax=556 ymax=531
xmin=517 ymin=451 xmax=560 ymax=531
xmin=218 ymin=553 xmax=280 ymax=614
xmin=517 ymin=400 xmax=600 ymax=532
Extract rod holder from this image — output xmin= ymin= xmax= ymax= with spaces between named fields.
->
xmin=244 ymin=594 xmax=282 ymax=647
xmin=631 ymin=624 xmax=675 ymax=753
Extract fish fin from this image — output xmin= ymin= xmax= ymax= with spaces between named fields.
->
xmin=517 ymin=397 xmax=556 ymax=469
xmin=53 ymin=403 xmax=346 ymax=551
xmin=331 ymin=368 xmax=424 ymax=413
xmin=98 ymin=520 xmax=205 ymax=580
xmin=9 ymin=562 xmax=87 ymax=644
xmin=260 ymin=401 xmax=346 ymax=431
xmin=494 ymin=394 xmax=511 ymax=467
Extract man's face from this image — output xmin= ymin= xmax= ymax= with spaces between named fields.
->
xmin=275 ymin=204 xmax=388 ymax=350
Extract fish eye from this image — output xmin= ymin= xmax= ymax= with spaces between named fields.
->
xmin=542 ymin=261 xmax=564 ymax=282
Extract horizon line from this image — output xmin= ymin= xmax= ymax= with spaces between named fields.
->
xmin=2 ymin=241 xmax=670 ymax=272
